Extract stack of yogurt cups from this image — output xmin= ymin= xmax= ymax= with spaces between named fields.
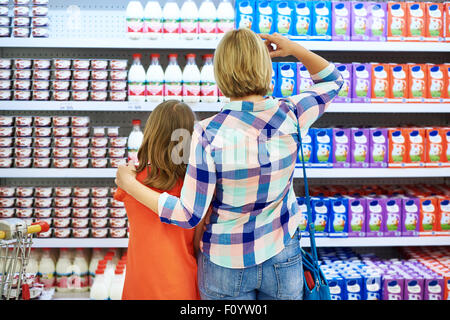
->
xmin=0 ymin=0 xmax=49 ymax=38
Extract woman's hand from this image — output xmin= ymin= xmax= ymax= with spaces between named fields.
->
xmin=260 ymin=33 xmax=303 ymax=58
xmin=115 ymin=160 xmax=138 ymax=193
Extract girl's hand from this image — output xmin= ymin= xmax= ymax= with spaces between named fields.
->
xmin=260 ymin=33 xmax=302 ymax=58
xmin=115 ymin=160 xmax=138 ymax=193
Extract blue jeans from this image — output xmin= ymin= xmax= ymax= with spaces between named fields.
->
xmin=197 ymin=230 xmax=303 ymax=300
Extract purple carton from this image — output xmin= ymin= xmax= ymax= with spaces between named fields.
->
xmin=369 ymin=128 xmax=388 ymax=168
xmin=382 ymin=274 xmax=404 ymax=300
xmin=352 ymin=63 xmax=371 ymax=103
xmin=297 ymin=63 xmax=314 ymax=93
xmin=404 ymin=275 xmax=424 ymax=300
xmin=351 ymin=2 xmax=387 ymax=41
xmin=332 ymin=128 xmax=350 ymax=168
xmin=350 ymin=128 xmax=370 ymax=168
xmin=366 ymin=198 xmax=386 ymax=237
xmin=384 ymin=198 xmax=402 ymax=237
xmin=423 ymin=274 xmax=444 ymax=300
xmin=334 ymin=63 xmax=352 ymax=103
xmin=367 ymin=2 xmax=387 ymax=41
xmin=401 ymin=197 xmax=420 ymax=236
xmin=332 ymin=1 xmax=351 ymax=41
xmin=347 ymin=197 xmax=367 ymax=237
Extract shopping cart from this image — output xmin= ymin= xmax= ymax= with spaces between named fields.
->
xmin=0 ymin=219 xmax=49 ymax=300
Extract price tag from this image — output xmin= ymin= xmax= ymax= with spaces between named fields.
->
xmin=59 ymin=102 xmax=73 ymax=110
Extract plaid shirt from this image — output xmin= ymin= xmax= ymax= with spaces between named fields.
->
xmin=158 ymin=63 xmax=343 ymax=268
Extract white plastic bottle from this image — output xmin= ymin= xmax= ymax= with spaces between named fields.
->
xmin=109 ymin=269 xmax=125 ymax=300
xmin=128 ymin=53 xmax=147 ymax=102
xmin=38 ymin=248 xmax=55 ymax=289
xmin=25 ymin=248 xmax=39 ymax=284
xmin=146 ymin=53 xmax=165 ymax=103
xmin=200 ymin=54 xmax=218 ymax=102
xmin=219 ymin=88 xmax=230 ymax=103
xmin=72 ymin=248 xmax=89 ymax=293
xmin=180 ymin=0 xmax=199 ymax=40
xmin=182 ymin=54 xmax=201 ymax=103
xmin=127 ymin=119 xmax=144 ymax=164
xmin=198 ymin=0 xmax=217 ymax=40
xmin=90 ymin=269 xmax=109 ymax=300
xmin=164 ymin=53 xmax=183 ymax=101
xmin=162 ymin=0 xmax=180 ymax=40
xmin=56 ymin=248 xmax=72 ymax=293
xmin=143 ymin=1 xmax=163 ymax=40
xmin=126 ymin=1 xmax=144 ymax=40
xmin=88 ymin=248 xmax=104 ymax=287
xmin=216 ymin=0 xmax=235 ymax=38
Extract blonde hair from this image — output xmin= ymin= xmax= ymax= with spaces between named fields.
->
xmin=214 ymin=28 xmax=272 ymax=98
xmin=136 ymin=100 xmax=195 ymax=190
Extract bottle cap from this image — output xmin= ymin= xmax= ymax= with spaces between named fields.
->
xmin=98 ymin=259 xmax=107 ymax=265
xmin=186 ymin=53 xmax=196 ymax=59
xmin=203 ymin=54 xmax=214 ymax=59
xmin=115 ymin=269 xmax=124 ymax=275
xmin=60 ymin=248 xmax=68 ymax=251
xmin=95 ymin=269 xmax=105 ymax=275
xmin=104 ymin=255 xmax=112 ymax=261
xmin=132 ymin=53 xmax=142 ymax=60
xmin=150 ymin=53 xmax=160 ymax=59
xmin=132 ymin=119 xmax=141 ymax=126
xmin=168 ymin=53 xmax=178 ymax=59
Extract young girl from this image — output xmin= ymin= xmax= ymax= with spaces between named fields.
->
xmin=116 ymin=30 xmax=343 ymax=300
xmin=114 ymin=100 xmax=203 ymax=300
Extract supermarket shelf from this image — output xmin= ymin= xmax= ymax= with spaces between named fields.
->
xmin=1 ymin=38 xmax=450 ymax=52
xmin=1 ymin=101 xmax=449 ymax=113
xmin=31 ymin=237 xmax=450 ymax=248
xmin=1 ymin=168 xmax=449 ymax=179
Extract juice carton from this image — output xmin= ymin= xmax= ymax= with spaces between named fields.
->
xmin=296 ymin=128 xmax=314 ymax=168
xmin=352 ymin=63 xmax=371 ymax=103
xmin=385 ymin=198 xmax=402 ymax=237
xmin=407 ymin=64 xmax=427 ymax=103
xmin=425 ymin=127 xmax=446 ymax=166
xmin=311 ymin=198 xmax=330 ymax=237
xmin=362 ymin=271 xmax=382 ymax=300
xmin=332 ymin=128 xmax=350 ymax=168
xmin=327 ymin=274 xmax=346 ymax=300
xmin=382 ymin=274 xmax=404 ymax=300
xmin=371 ymin=63 xmax=390 ymax=103
xmin=329 ymin=197 xmax=348 ymax=237
xmin=312 ymin=128 xmax=333 ymax=168
xmin=404 ymin=127 xmax=426 ymax=167
xmin=406 ymin=2 xmax=427 ymax=41
xmin=438 ymin=197 xmax=450 ymax=235
xmin=423 ymin=275 xmax=444 ymax=300
xmin=275 ymin=62 xmax=297 ymax=97
xmin=419 ymin=197 xmax=439 ymax=236
xmin=387 ymin=2 xmax=407 ymax=41
xmin=446 ymin=3 xmax=450 ymax=42
xmin=369 ymin=128 xmax=388 ymax=168
xmin=334 ymin=63 xmax=352 ymax=103
xmin=401 ymin=197 xmax=420 ymax=236
xmin=291 ymin=1 xmax=313 ymax=40
xmin=426 ymin=64 xmax=445 ymax=102
xmin=368 ymin=2 xmax=387 ymax=41
xmin=236 ymin=0 xmax=256 ymax=31
xmin=268 ymin=62 xmax=277 ymax=96
xmin=343 ymin=273 xmax=364 ymax=300
xmin=350 ymin=128 xmax=370 ymax=168
xmin=274 ymin=1 xmax=295 ymax=36
xmin=255 ymin=0 xmax=276 ymax=34
xmin=425 ymin=3 xmax=444 ymax=41
xmin=311 ymin=1 xmax=332 ymax=40
xmin=350 ymin=2 xmax=371 ymax=41
xmin=297 ymin=63 xmax=314 ymax=93
xmin=388 ymin=128 xmax=407 ymax=167
xmin=366 ymin=198 xmax=386 ymax=237
xmin=347 ymin=197 xmax=367 ymax=237
xmin=332 ymin=1 xmax=351 ymax=41
xmin=404 ymin=276 xmax=424 ymax=300
xmin=389 ymin=64 xmax=409 ymax=103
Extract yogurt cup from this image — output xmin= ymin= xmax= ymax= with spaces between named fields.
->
xmin=52 ymin=157 xmax=70 ymax=168
xmin=109 ymin=81 xmax=127 ymax=91
xmin=0 ymin=208 xmax=15 ymax=218
xmin=52 ymin=116 xmax=70 ymax=127
xmin=0 ymin=137 xmax=13 ymax=147
xmin=72 ymin=197 xmax=90 ymax=208
xmin=53 ymin=69 xmax=72 ymax=80
xmin=0 ymin=69 xmax=12 ymax=80
xmin=110 ymin=90 xmax=127 ymax=101
xmin=33 ymin=0 xmax=49 ymax=5
xmin=53 ymin=207 xmax=71 ymax=217
xmin=33 ymin=69 xmax=50 ymax=80
xmin=71 ymin=116 xmax=89 ymax=127
xmin=72 ymin=59 xmax=90 ymax=70
xmin=34 ymin=187 xmax=52 ymax=198
xmin=110 ymin=158 xmax=126 ymax=168
xmin=110 ymin=198 xmax=124 ymax=208
xmin=106 ymin=127 xmax=119 ymax=137
xmin=91 ymin=207 xmax=108 ymax=218
xmin=110 ymin=70 xmax=127 ymax=80
xmin=31 ymin=16 xmax=49 ymax=27
xmin=16 ymin=208 xmax=33 ymax=218
xmin=0 ymin=147 xmax=13 ymax=158
xmin=0 ymin=158 xmax=12 ymax=167
xmin=53 ymin=137 xmax=71 ymax=148
xmin=72 ymin=157 xmax=89 ymax=168
xmin=90 ymin=70 xmax=108 ymax=80
xmin=108 ymin=148 xmax=126 ymax=158
xmin=15 ymin=126 xmax=32 ymax=137
xmin=110 ymin=59 xmax=128 ymax=71
xmin=16 ymin=137 xmax=33 ymax=147
xmin=13 ymin=79 xmax=31 ymax=90
xmin=91 ymin=137 xmax=108 ymax=148
xmin=73 ymin=187 xmax=90 ymax=198
xmin=91 ymin=59 xmax=109 ymax=70
xmin=91 ymin=187 xmax=108 ymax=198
xmin=32 ymin=90 xmax=50 ymax=100
xmin=0 ymin=197 xmax=15 ymax=207
xmin=72 ymin=148 xmax=89 ymax=158
xmin=71 ymin=127 xmax=89 ymax=137
xmin=54 ymin=196 xmax=71 ymax=208
xmin=33 ymin=147 xmax=51 ymax=158
xmin=71 ymin=218 xmax=89 ymax=228
xmin=0 ymin=16 xmax=9 ymax=27
xmin=52 ymin=126 xmax=70 ymax=137
xmin=52 ymin=90 xmax=70 ymax=101
xmin=14 ymin=6 xmax=30 ymax=16
xmin=0 ymin=116 xmax=14 ymax=126
xmin=91 ymin=228 xmax=108 ymax=238
xmin=54 ymin=187 xmax=71 ymax=197
xmin=110 ymin=227 xmax=127 ymax=238
xmin=51 ymin=80 xmax=70 ymax=91
xmin=0 ymin=27 xmax=9 ymax=37
xmin=32 ymin=59 xmax=51 ymax=69
xmin=16 ymin=197 xmax=34 ymax=208
xmin=0 ymin=80 xmax=11 ymax=89
xmin=54 ymin=228 xmax=71 ymax=238
xmin=0 ymin=59 xmax=12 ymax=69
xmin=34 ymin=197 xmax=52 ymax=207
xmin=34 ymin=116 xmax=51 ymax=127
xmin=54 ymin=218 xmax=71 ymax=228
xmin=36 ymin=227 xmax=52 ymax=238
xmin=71 ymin=80 xmax=89 ymax=91
xmin=32 ymin=27 xmax=48 ymax=37
xmin=52 ymin=147 xmax=70 ymax=158
xmin=91 ymin=90 xmax=107 ymax=101
xmin=16 ymin=186 xmax=34 ymax=197
xmin=32 ymin=5 xmax=48 ymax=16
xmin=72 ymin=90 xmax=89 ymax=101
xmin=90 ymin=147 xmax=106 ymax=158
xmin=0 ymin=187 xmax=15 ymax=197
xmin=14 ymin=0 xmax=31 ymax=5
xmin=73 ymin=69 xmax=90 ymax=80
xmin=91 ymin=80 xmax=108 ymax=91
xmin=14 ymin=59 xmax=32 ymax=70
xmin=33 ymin=207 xmax=52 ymax=218
xmin=15 ymin=147 xmax=32 ymax=158
xmin=14 ymin=90 xmax=31 ymax=100
xmin=72 ymin=228 xmax=90 ymax=238
xmin=72 ymin=137 xmax=89 ymax=148
xmin=53 ymin=59 xmax=71 ymax=70
xmin=14 ymin=69 xmax=32 ymax=79
xmin=92 ymin=127 xmax=106 ymax=137
xmin=110 ymin=207 xmax=127 ymax=218
xmin=110 ymin=218 xmax=127 ymax=228
xmin=91 ymin=158 xmax=107 ymax=168
xmin=91 ymin=197 xmax=108 ymax=208
xmin=32 ymin=80 xmax=50 ymax=90
xmin=33 ymin=157 xmax=50 ymax=168
xmin=91 ymin=218 xmax=108 ymax=228
xmin=14 ymin=157 xmax=32 ymax=167
xmin=15 ymin=116 xmax=33 ymax=127
xmin=72 ymin=207 xmax=90 ymax=218
xmin=0 ymin=6 xmax=8 ymax=16
xmin=0 ymin=126 xmax=13 ymax=137
xmin=13 ymin=16 xmax=30 ymax=26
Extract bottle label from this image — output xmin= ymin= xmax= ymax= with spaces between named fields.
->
xmin=199 ymin=19 xmax=216 ymax=33
xmin=165 ymin=82 xmax=182 ymax=96
xmin=217 ymin=20 xmax=234 ymax=34
xmin=56 ymin=273 xmax=71 ymax=289
xmin=146 ymin=82 xmax=164 ymax=96
xmin=128 ymin=150 xmax=139 ymax=164
xmin=39 ymin=273 xmax=55 ymax=288
xmin=163 ymin=20 xmax=180 ymax=34
xmin=183 ymin=82 xmax=201 ymax=96
xmin=143 ymin=19 xmax=162 ymax=33
xmin=72 ymin=273 xmax=89 ymax=289
xmin=126 ymin=18 xmax=144 ymax=33
xmin=128 ymin=82 xmax=146 ymax=96
xmin=181 ymin=19 xmax=198 ymax=33
xmin=201 ymin=83 xmax=218 ymax=96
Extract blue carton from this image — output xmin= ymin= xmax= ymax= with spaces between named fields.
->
xmin=327 ymin=274 xmax=346 ymax=300
xmin=275 ymin=62 xmax=298 ymax=97
xmin=297 ymin=197 xmax=310 ymax=236
xmin=274 ymin=0 xmax=296 ymax=36
xmin=362 ymin=271 xmax=382 ymax=300
xmin=236 ymin=0 xmax=257 ymax=31
xmin=268 ymin=62 xmax=277 ymax=96
xmin=342 ymin=273 xmax=364 ymax=300
xmin=311 ymin=1 xmax=332 ymax=40
xmin=290 ymin=1 xmax=313 ymax=39
xmin=255 ymin=0 xmax=277 ymax=34
xmin=296 ymin=128 xmax=314 ymax=168
xmin=311 ymin=198 xmax=330 ymax=237
xmin=312 ymin=128 xmax=333 ymax=168
xmin=329 ymin=197 xmax=348 ymax=237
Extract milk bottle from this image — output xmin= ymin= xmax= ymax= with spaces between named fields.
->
xmin=164 ymin=54 xmax=183 ymax=101
xmin=38 ymin=248 xmax=55 ymax=289
xmin=180 ymin=0 xmax=199 ymax=40
xmin=162 ymin=0 xmax=180 ymax=40
xmin=146 ymin=53 xmax=164 ymax=103
xmin=182 ymin=53 xmax=201 ymax=103
xmin=26 ymin=248 xmax=39 ymax=285
xmin=198 ymin=0 xmax=217 ymax=40
xmin=219 ymin=88 xmax=230 ymax=103
xmin=200 ymin=54 xmax=218 ymax=103
xmin=127 ymin=119 xmax=144 ymax=164
xmin=72 ymin=248 xmax=89 ymax=292
xmin=56 ymin=248 xmax=72 ymax=292
xmin=128 ymin=53 xmax=146 ymax=102
xmin=109 ymin=269 xmax=125 ymax=300
xmin=143 ymin=1 xmax=163 ymax=40
xmin=88 ymin=248 xmax=103 ymax=287
xmin=217 ymin=0 xmax=235 ymax=38
xmin=126 ymin=1 xmax=144 ymax=40
xmin=90 ymin=269 xmax=109 ymax=300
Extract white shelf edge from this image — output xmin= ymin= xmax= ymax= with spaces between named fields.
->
xmin=0 ymin=168 xmax=117 ymax=178
xmin=30 ymin=237 xmax=450 ymax=248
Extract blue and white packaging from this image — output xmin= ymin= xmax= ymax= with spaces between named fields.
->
xmin=296 ymin=128 xmax=314 ymax=167
xmin=274 ymin=1 xmax=295 ymax=36
xmin=312 ymin=128 xmax=333 ymax=168
xmin=236 ymin=0 xmax=256 ymax=31
xmin=255 ymin=0 xmax=277 ymax=34
xmin=268 ymin=62 xmax=277 ymax=96
xmin=343 ymin=273 xmax=364 ymax=300
xmin=362 ymin=271 xmax=382 ymax=300
xmin=291 ymin=1 xmax=313 ymax=39
xmin=311 ymin=198 xmax=330 ymax=237
xmin=275 ymin=62 xmax=298 ymax=97
xmin=311 ymin=1 xmax=332 ymax=40
xmin=329 ymin=197 xmax=349 ymax=237
xmin=297 ymin=63 xmax=314 ymax=93
xmin=327 ymin=274 xmax=346 ymax=300
xmin=297 ymin=197 xmax=310 ymax=236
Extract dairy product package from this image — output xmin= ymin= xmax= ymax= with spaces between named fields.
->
xmin=296 ymin=128 xmax=314 ymax=167
xmin=371 ymin=63 xmax=390 ymax=102
xmin=406 ymin=2 xmax=427 ymax=41
xmin=425 ymin=3 xmax=444 ymax=41
xmin=334 ymin=63 xmax=352 ymax=103
xmin=445 ymin=3 xmax=450 ymax=42
xmin=363 ymin=271 xmax=382 ymax=300
xmin=350 ymin=127 xmax=370 ymax=168
xmin=331 ymin=1 xmax=351 ymax=41
xmin=347 ymin=197 xmax=367 ymax=237
xmin=369 ymin=127 xmax=388 ymax=168
xmin=382 ymin=275 xmax=404 ymax=300
xmin=389 ymin=64 xmax=409 ymax=103
xmin=274 ymin=0 xmax=295 ymax=36
xmin=351 ymin=2 xmax=387 ymax=41
xmin=332 ymin=127 xmax=350 ymax=168
xmin=329 ymin=197 xmax=348 ymax=237
xmin=297 ymin=63 xmax=313 ymax=93
xmin=384 ymin=198 xmax=402 ymax=237
xmin=255 ymin=0 xmax=276 ymax=34
xmin=290 ymin=1 xmax=312 ymax=39
xmin=425 ymin=127 xmax=446 ymax=167
xmin=423 ymin=275 xmax=445 ymax=300
xmin=442 ymin=127 xmax=450 ymax=166
xmin=401 ymin=197 xmax=420 ymax=236
xmin=445 ymin=64 xmax=450 ymax=102
xmin=352 ymin=63 xmax=371 ymax=103
xmin=420 ymin=197 xmax=439 ymax=236
xmin=368 ymin=2 xmax=387 ymax=41
xmin=387 ymin=2 xmax=407 ymax=41
xmin=426 ymin=64 xmax=446 ymax=102
xmin=311 ymin=1 xmax=332 ymax=40
xmin=437 ymin=196 xmax=450 ymax=235
xmin=311 ymin=197 xmax=330 ymax=237
xmin=312 ymin=128 xmax=333 ymax=168
xmin=327 ymin=274 xmax=346 ymax=300
xmin=404 ymin=127 xmax=426 ymax=167
xmin=236 ymin=0 xmax=256 ymax=30
xmin=275 ymin=62 xmax=297 ymax=97
xmin=297 ymin=197 xmax=310 ymax=236
xmin=404 ymin=275 xmax=424 ymax=300
xmin=344 ymin=273 xmax=364 ymax=300
xmin=408 ymin=64 xmax=427 ymax=102
xmin=268 ymin=62 xmax=277 ymax=96
xmin=366 ymin=198 xmax=386 ymax=237
xmin=388 ymin=127 xmax=407 ymax=167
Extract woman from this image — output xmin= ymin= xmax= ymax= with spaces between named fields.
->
xmin=116 ymin=30 xmax=343 ymax=300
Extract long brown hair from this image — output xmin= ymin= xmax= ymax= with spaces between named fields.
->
xmin=136 ymin=100 xmax=196 ymax=190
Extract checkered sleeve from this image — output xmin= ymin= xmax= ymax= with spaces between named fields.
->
xmin=287 ymin=63 xmax=343 ymax=135
xmin=157 ymin=123 xmax=216 ymax=229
